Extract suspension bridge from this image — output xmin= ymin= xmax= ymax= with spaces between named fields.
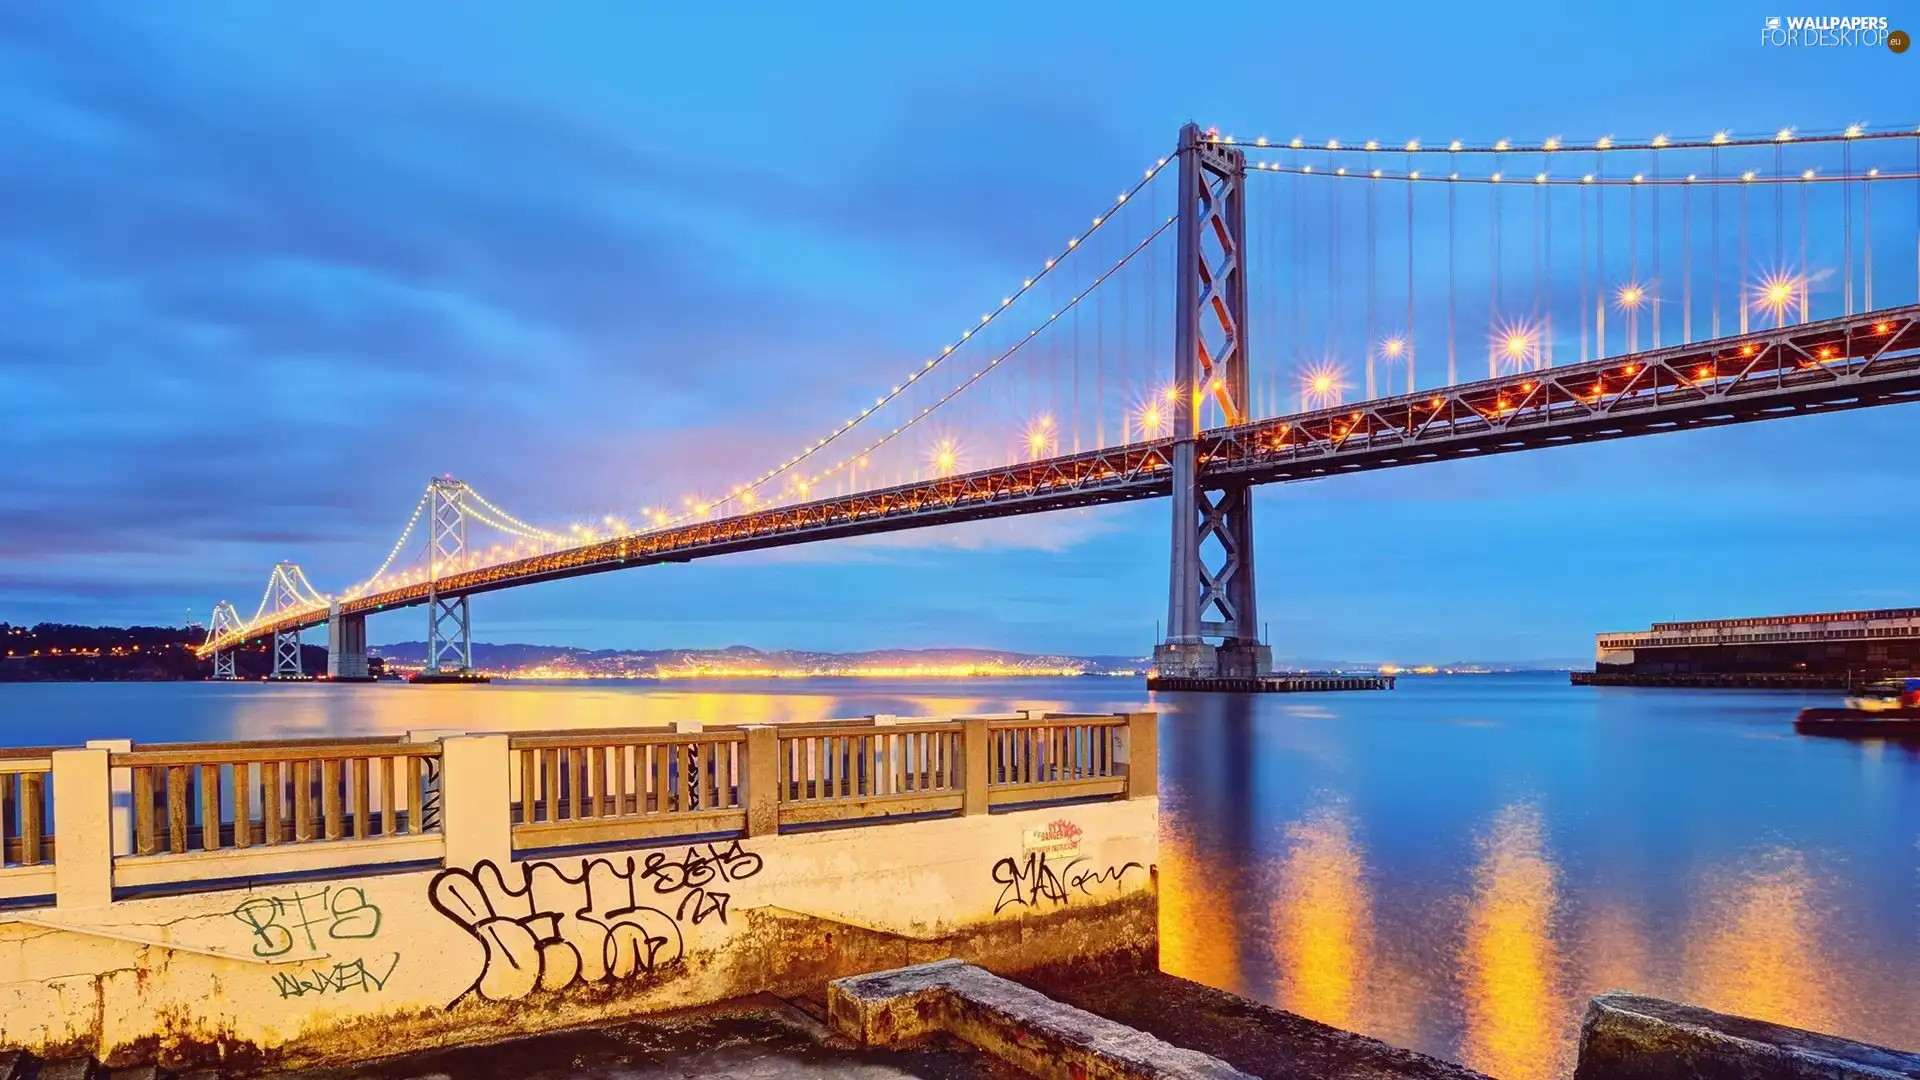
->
xmin=195 ymin=121 xmax=1920 ymax=683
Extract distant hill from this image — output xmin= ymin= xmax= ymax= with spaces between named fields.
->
xmin=371 ymin=641 xmax=1146 ymax=676
xmin=370 ymin=641 xmax=1586 ymax=676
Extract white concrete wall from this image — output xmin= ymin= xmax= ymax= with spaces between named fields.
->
xmin=0 ymin=797 xmax=1157 ymax=1067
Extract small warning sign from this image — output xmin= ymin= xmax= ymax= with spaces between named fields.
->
xmin=1021 ymin=818 xmax=1083 ymax=856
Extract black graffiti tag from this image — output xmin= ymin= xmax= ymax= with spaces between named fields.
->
xmin=1063 ymin=858 xmax=1142 ymax=897
xmin=991 ymin=853 xmax=1141 ymax=914
xmin=232 ymin=886 xmax=383 ymax=958
xmin=992 ymin=851 xmax=1070 ymax=914
xmin=271 ymin=954 xmax=400 ymax=998
xmin=428 ymin=858 xmax=685 ymax=1007
xmin=639 ymin=840 xmax=764 ymax=926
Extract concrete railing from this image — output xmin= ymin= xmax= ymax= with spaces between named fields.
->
xmin=2 ymin=710 xmax=1155 ymax=911
xmin=0 ymin=749 xmax=55 ymax=901
xmin=110 ymin=737 xmax=445 ymax=892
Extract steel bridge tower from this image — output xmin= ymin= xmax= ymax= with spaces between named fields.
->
xmin=425 ymin=477 xmax=474 ymax=675
xmin=269 ymin=562 xmax=308 ymax=679
xmin=1153 ymin=123 xmax=1272 ymax=680
xmin=205 ymin=601 xmax=244 ymax=680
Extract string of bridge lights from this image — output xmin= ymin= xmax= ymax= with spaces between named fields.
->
xmin=643 ymin=153 xmax=1176 ymax=531
xmin=1247 ymin=162 xmax=1918 ymax=186
xmin=1216 ymin=123 xmax=1920 ymax=155
xmin=775 ymin=212 xmax=1180 ymax=495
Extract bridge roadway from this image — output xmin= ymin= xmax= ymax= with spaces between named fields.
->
xmin=204 ymin=305 xmax=1920 ymax=655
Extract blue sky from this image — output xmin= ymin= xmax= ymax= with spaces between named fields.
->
xmin=2 ymin=2 xmax=1916 ymax=662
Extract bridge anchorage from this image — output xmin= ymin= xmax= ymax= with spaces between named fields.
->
xmin=1152 ymin=122 xmax=1274 ymax=688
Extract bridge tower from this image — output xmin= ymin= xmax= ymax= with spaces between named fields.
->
xmin=1153 ymin=122 xmax=1272 ymax=681
xmin=424 ymin=477 xmax=474 ymax=675
xmin=205 ymin=600 xmax=244 ymax=680
xmin=268 ymin=562 xmax=308 ymax=679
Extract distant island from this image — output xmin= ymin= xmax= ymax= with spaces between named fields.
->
xmin=0 ymin=622 xmax=1585 ymax=682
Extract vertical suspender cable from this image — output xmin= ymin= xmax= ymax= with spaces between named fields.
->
xmin=1580 ymin=173 xmax=1590 ymax=362
xmin=1711 ymin=147 xmax=1721 ymax=338
xmin=1543 ymin=153 xmax=1553 ymax=368
xmin=1651 ymin=148 xmax=1661 ymax=349
xmin=1843 ymin=139 xmax=1853 ymax=315
xmin=1682 ymin=178 xmax=1691 ymax=343
xmin=1406 ymin=152 xmax=1416 ymax=392
xmin=1739 ymin=178 xmax=1750 ymax=334
xmin=1366 ymin=155 xmax=1377 ymax=398
xmin=1489 ymin=173 xmax=1500 ymax=377
xmin=1863 ymin=170 xmax=1873 ymax=312
xmin=1447 ymin=159 xmax=1457 ymax=385
xmin=1799 ymin=177 xmax=1809 ymax=324
xmin=1597 ymin=152 xmax=1607 ymax=357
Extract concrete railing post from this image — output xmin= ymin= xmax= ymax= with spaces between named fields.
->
xmin=52 ymin=748 xmax=113 ymax=909
xmin=84 ymin=738 xmax=133 ymax=857
xmin=743 ymin=726 xmax=778 ymax=838
xmin=1122 ymin=712 xmax=1158 ymax=799
xmin=961 ymin=717 xmax=990 ymax=816
xmin=440 ymin=734 xmax=511 ymax=868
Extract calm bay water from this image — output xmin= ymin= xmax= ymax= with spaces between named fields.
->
xmin=2 ymin=673 xmax=1916 ymax=1077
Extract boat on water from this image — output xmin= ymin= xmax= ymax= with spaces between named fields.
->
xmin=1794 ymin=678 xmax=1920 ymax=737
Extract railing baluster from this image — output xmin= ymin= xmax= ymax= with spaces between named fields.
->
xmin=351 ymin=758 xmax=370 ymax=839
xmin=293 ymin=760 xmax=313 ymax=842
xmin=166 ymin=765 xmax=189 ymax=854
xmin=19 ymin=773 xmax=43 ymax=866
xmin=592 ymin=745 xmax=609 ymax=818
xmin=613 ymin=745 xmax=628 ymax=816
xmin=263 ymin=761 xmax=282 ymax=844
xmin=517 ymin=748 xmax=535 ymax=825
xmin=403 ymin=755 xmax=421 ymax=835
xmin=653 ymin=744 xmax=671 ymax=814
xmin=380 ymin=756 xmax=397 ymax=836
xmin=232 ymin=761 xmax=252 ymax=848
xmin=321 ymin=759 xmax=343 ymax=840
xmin=198 ymin=764 xmax=220 ymax=851
xmin=134 ymin=766 xmax=157 ymax=855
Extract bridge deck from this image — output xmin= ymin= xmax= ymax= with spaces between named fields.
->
xmin=204 ymin=305 xmax=1920 ymax=654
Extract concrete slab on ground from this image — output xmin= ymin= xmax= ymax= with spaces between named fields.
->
xmin=262 ymin=1001 xmax=1027 ymax=1080
xmin=1040 ymin=971 xmax=1491 ymax=1080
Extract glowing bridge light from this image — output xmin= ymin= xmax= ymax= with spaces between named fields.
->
xmin=1381 ymin=336 xmax=1405 ymax=360
xmin=1615 ymin=283 xmax=1645 ymax=309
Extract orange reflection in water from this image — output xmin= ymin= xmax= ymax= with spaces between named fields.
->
xmin=225 ymin=683 xmax=1072 ymax=741
xmin=1158 ymin=811 xmax=1245 ymax=997
xmin=1577 ymin=901 xmax=1650 ymax=1003
xmin=1458 ymin=803 xmax=1568 ymax=1080
xmin=1682 ymin=848 xmax=1836 ymax=1037
xmin=1270 ymin=800 xmax=1373 ymax=1032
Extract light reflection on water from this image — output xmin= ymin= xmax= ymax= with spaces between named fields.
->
xmin=1158 ymin=677 xmax=1920 ymax=1077
xmin=2 ymin=674 xmax=1916 ymax=1074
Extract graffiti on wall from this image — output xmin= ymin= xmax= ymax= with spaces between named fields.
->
xmin=427 ymin=842 xmax=764 ymax=1006
xmin=233 ymin=885 xmax=397 ymax=997
xmin=419 ymin=757 xmax=443 ymax=831
xmin=231 ymin=885 xmax=383 ymax=957
xmin=271 ymin=955 xmax=401 ymax=999
xmin=990 ymin=819 xmax=1141 ymax=915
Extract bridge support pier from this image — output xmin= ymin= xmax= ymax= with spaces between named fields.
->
xmin=326 ymin=603 xmax=371 ymax=681
xmin=1152 ymin=122 xmax=1272 ymax=684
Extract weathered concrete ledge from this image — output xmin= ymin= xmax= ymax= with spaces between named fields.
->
xmin=1044 ymin=969 xmax=1490 ymax=1080
xmin=830 ymin=959 xmax=1254 ymax=1080
xmin=1573 ymin=991 xmax=1920 ymax=1079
